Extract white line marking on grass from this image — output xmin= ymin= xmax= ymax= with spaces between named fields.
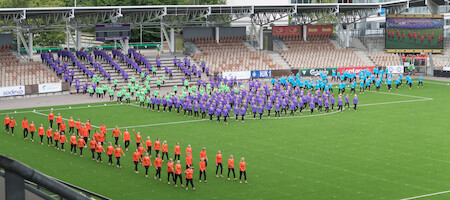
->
xmin=400 ymin=190 xmax=450 ymax=200
xmin=105 ymin=119 xmax=206 ymax=130
xmin=359 ymin=98 xmax=433 ymax=107
xmin=32 ymin=111 xmax=100 ymax=129
xmin=0 ymin=104 xmax=123 ymax=115
xmin=367 ymin=91 xmax=432 ymax=99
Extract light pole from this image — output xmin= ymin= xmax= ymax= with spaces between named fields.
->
xmin=74 ymin=0 xmax=77 ymax=7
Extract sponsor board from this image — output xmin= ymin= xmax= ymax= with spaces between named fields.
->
xmin=0 ymin=86 xmax=25 ymax=97
xmin=38 ymin=83 xmax=62 ymax=93
xmin=387 ymin=65 xmax=405 ymax=74
xmin=300 ymin=68 xmax=337 ymax=76
xmin=337 ymin=67 xmax=375 ymax=75
xmin=251 ymin=70 xmax=272 ymax=78
xmin=222 ymin=71 xmax=251 ymax=80
xmin=443 ymin=67 xmax=450 ymax=71
xmin=307 ymin=25 xmax=333 ymax=35
xmin=272 ymin=26 xmax=302 ymax=35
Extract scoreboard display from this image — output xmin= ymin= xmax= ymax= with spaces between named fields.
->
xmin=95 ymin=24 xmax=131 ymax=41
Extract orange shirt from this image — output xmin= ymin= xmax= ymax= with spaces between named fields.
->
xmin=48 ymin=113 xmax=54 ymax=121
xmin=60 ymin=135 xmax=66 ymax=143
xmin=112 ymin=129 xmax=121 ymax=137
xmin=186 ymin=147 xmax=192 ymax=156
xmin=21 ymin=120 xmax=28 ymax=129
xmin=46 ymin=129 xmax=53 ymax=137
xmin=175 ymin=164 xmax=182 ymax=175
xmin=68 ymin=119 xmax=75 ymax=128
xmin=186 ymin=156 xmax=192 ymax=166
xmin=89 ymin=140 xmax=97 ymax=150
xmin=228 ymin=159 xmax=234 ymax=169
xmin=99 ymin=133 xmax=105 ymax=143
xmin=38 ymin=127 xmax=44 ymax=136
xmin=53 ymin=132 xmax=60 ymax=141
xmin=56 ymin=116 xmax=62 ymax=124
xmin=70 ymin=136 xmax=77 ymax=145
xmin=239 ymin=161 xmax=246 ymax=171
xmin=106 ymin=146 xmax=114 ymax=155
xmin=9 ymin=120 xmax=16 ymax=127
xmin=162 ymin=144 xmax=168 ymax=153
xmin=200 ymin=151 xmax=207 ymax=159
xmin=114 ymin=148 xmax=124 ymax=157
xmin=75 ymin=121 xmax=81 ymax=130
xmin=184 ymin=169 xmax=194 ymax=179
xmin=132 ymin=152 xmax=141 ymax=162
xmin=137 ymin=146 xmax=146 ymax=156
xmin=77 ymin=139 xmax=86 ymax=148
xmin=199 ymin=161 xmax=206 ymax=171
xmin=145 ymin=139 xmax=152 ymax=147
xmin=4 ymin=117 xmax=10 ymax=125
xmin=135 ymin=133 xmax=142 ymax=143
xmin=85 ymin=122 xmax=91 ymax=130
xmin=154 ymin=141 xmax=161 ymax=150
xmin=29 ymin=124 xmax=36 ymax=132
xmin=174 ymin=146 xmax=181 ymax=155
xmin=143 ymin=156 xmax=151 ymax=166
xmin=154 ymin=158 xmax=162 ymax=168
xmin=123 ymin=131 xmax=130 ymax=141
xmin=59 ymin=123 xmax=66 ymax=131
xmin=96 ymin=145 xmax=104 ymax=153
xmin=81 ymin=127 xmax=89 ymax=137
xmin=167 ymin=162 xmax=174 ymax=173
xmin=94 ymin=133 xmax=101 ymax=142
xmin=216 ymin=154 xmax=222 ymax=164
xmin=99 ymin=125 xmax=106 ymax=134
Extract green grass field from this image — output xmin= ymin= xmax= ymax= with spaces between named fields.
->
xmin=385 ymin=28 xmax=443 ymax=50
xmin=1 ymin=79 xmax=450 ymax=200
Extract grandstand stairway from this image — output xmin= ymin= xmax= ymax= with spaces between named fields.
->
xmin=354 ymin=50 xmax=376 ymax=67
xmin=268 ymin=51 xmax=291 ymax=69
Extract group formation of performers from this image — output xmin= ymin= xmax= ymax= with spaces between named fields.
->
xmin=3 ymin=113 xmax=248 ymax=191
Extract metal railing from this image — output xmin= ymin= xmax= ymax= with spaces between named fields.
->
xmin=0 ymin=154 xmax=110 ymax=200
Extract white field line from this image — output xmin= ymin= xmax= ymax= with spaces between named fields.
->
xmin=105 ymin=119 xmax=206 ymax=130
xmin=32 ymin=111 xmax=100 ymax=129
xmin=0 ymin=103 xmax=123 ymax=115
xmin=367 ymin=91 xmax=432 ymax=100
xmin=400 ymin=190 xmax=450 ymax=200
xmin=359 ymin=98 xmax=433 ymax=107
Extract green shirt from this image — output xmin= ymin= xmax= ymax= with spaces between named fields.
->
xmin=173 ymin=85 xmax=178 ymax=92
xmin=125 ymin=92 xmax=131 ymax=99
xmin=114 ymin=79 xmax=118 ymax=85
xmin=131 ymin=77 xmax=136 ymax=83
xmin=156 ymin=80 xmax=161 ymax=86
xmin=184 ymin=80 xmax=189 ymax=86
xmin=162 ymin=75 xmax=166 ymax=81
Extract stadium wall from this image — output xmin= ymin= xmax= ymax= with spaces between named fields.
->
xmin=0 ymin=82 xmax=70 ymax=98
xmin=183 ymin=27 xmax=246 ymax=39
xmin=0 ymin=33 xmax=13 ymax=45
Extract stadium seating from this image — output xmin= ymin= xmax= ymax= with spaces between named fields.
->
xmin=277 ymin=35 xmax=367 ymax=68
xmin=431 ymin=39 xmax=450 ymax=68
xmin=0 ymin=45 xmax=59 ymax=87
xmin=368 ymin=52 xmax=402 ymax=66
xmin=189 ymin=36 xmax=282 ymax=73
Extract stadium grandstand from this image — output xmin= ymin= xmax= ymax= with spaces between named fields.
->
xmin=2 ymin=0 xmax=450 ymax=199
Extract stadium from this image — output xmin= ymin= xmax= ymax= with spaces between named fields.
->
xmin=1 ymin=0 xmax=450 ymax=199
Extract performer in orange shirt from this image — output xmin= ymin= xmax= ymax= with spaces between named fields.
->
xmin=154 ymin=154 xmax=162 ymax=181
xmin=48 ymin=111 xmax=54 ymax=128
xmin=145 ymin=136 xmax=152 ymax=157
xmin=68 ymin=117 xmax=75 ymax=134
xmin=38 ymin=124 xmax=45 ymax=144
xmin=184 ymin=166 xmax=195 ymax=191
xmin=75 ymin=119 xmax=82 ymax=135
xmin=186 ymin=152 xmax=193 ymax=169
xmin=162 ymin=140 xmax=169 ymax=162
xmin=99 ymin=123 xmax=107 ymax=136
xmin=112 ymin=125 xmax=122 ymax=145
xmin=106 ymin=142 xmax=115 ymax=165
xmin=89 ymin=138 xmax=98 ymax=160
xmin=216 ymin=150 xmax=223 ymax=177
xmin=4 ymin=114 xmax=10 ymax=134
xmin=137 ymin=144 xmax=147 ymax=160
xmin=85 ymin=120 xmax=92 ymax=137
xmin=78 ymin=136 xmax=86 ymax=157
xmin=9 ymin=117 xmax=17 ymax=136
xmin=200 ymin=147 xmax=208 ymax=167
xmin=56 ymin=113 xmax=62 ymax=130
xmin=46 ymin=126 xmax=53 ymax=146
xmin=123 ymin=129 xmax=131 ymax=151
xmin=29 ymin=121 xmax=36 ymax=142
xmin=154 ymin=138 xmax=161 ymax=156
xmin=199 ymin=158 xmax=207 ymax=183
xmin=70 ymin=133 xmax=77 ymax=155
xmin=59 ymin=121 xmax=66 ymax=135
xmin=133 ymin=129 xmax=144 ymax=149
xmin=174 ymin=160 xmax=184 ymax=188
xmin=96 ymin=142 xmax=105 ymax=163
xmin=21 ymin=117 xmax=29 ymax=139
xmin=53 ymin=130 xmax=60 ymax=150
xmin=167 ymin=158 xmax=175 ymax=184
xmin=114 ymin=144 xmax=125 ymax=168
xmin=59 ymin=133 xmax=66 ymax=152
xmin=133 ymin=149 xmax=142 ymax=173
xmin=174 ymin=142 xmax=181 ymax=160
xmin=142 ymin=153 xmax=152 ymax=177
xmin=228 ymin=154 xmax=236 ymax=180
xmin=239 ymin=157 xmax=247 ymax=184
xmin=186 ymin=144 xmax=192 ymax=157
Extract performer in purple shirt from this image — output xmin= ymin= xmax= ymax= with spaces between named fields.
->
xmin=337 ymin=94 xmax=343 ymax=112
xmin=352 ymin=94 xmax=359 ymax=111
xmin=344 ymin=94 xmax=350 ymax=109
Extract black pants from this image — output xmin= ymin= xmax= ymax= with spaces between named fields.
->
xmin=49 ymin=120 xmax=53 ymax=128
xmin=145 ymin=166 xmax=149 ymax=175
xmin=79 ymin=147 xmax=83 ymax=155
xmin=186 ymin=178 xmax=194 ymax=188
xmin=168 ymin=172 xmax=174 ymax=182
xmin=240 ymin=171 xmax=247 ymax=180
xmin=30 ymin=132 xmax=34 ymax=140
xmin=228 ymin=168 xmax=236 ymax=178
xmin=61 ymin=143 xmax=65 ymax=149
xmin=47 ymin=137 xmax=53 ymax=145
xmin=174 ymin=154 xmax=180 ymax=160
xmin=23 ymin=128 xmax=28 ymax=138
xmin=108 ymin=155 xmax=113 ymax=164
xmin=116 ymin=157 xmax=121 ymax=166
xmin=216 ymin=163 xmax=223 ymax=175
xmin=134 ymin=161 xmax=139 ymax=171
xmin=199 ymin=170 xmax=206 ymax=180
xmin=114 ymin=137 xmax=119 ymax=145
xmin=147 ymin=147 xmax=152 ymax=156
xmin=91 ymin=149 xmax=95 ymax=159
xmin=155 ymin=167 xmax=161 ymax=179
xmin=345 ymin=103 xmax=349 ymax=108
xmin=124 ymin=141 xmax=130 ymax=149
xmin=354 ymin=104 xmax=357 ymax=110
xmin=11 ymin=127 xmax=14 ymax=134
xmin=175 ymin=174 xmax=183 ymax=185
xmin=97 ymin=153 xmax=102 ymax=161
xmin=162 ymin=152 xmax=168 ymax=161
xmin=155 ymin=150 xmax=159 ymax=155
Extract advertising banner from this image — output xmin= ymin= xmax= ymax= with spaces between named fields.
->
xmin=251 ymin=70 xmax=272 ymax=78
xmin=223 ymin=71 xmax=251 ymax=80
xmin=387 ymin=66 xmax=405 ymax=74
xmin=443 ymin=67 xmax=450 ymax=71
xmin=307 ymin=25 xmax=334 ymax=35
xmin=272 ymin=26 xmax=302 ymax=35
xmin=337 ymin=67 xmax=375 ymax=75
xmin=300 ymin=68 xmax=337 ymax=76
xmin=0 ymin=86 xmax=25 ymax=97
xmin=38 ymin=83 xmax=62 ymax=94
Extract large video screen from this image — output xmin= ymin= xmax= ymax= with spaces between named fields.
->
xmin=385 ymin=15 xmax=444 ymax=53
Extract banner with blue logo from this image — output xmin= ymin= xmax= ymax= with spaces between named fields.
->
xmin=251 ymin=70 xmax=272 ymax=78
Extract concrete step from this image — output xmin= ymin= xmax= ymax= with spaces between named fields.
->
xmin=354 ymin=50 xmax=376 ymax=67
xmin=268 ymin=51 xmax=291 ymax=69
